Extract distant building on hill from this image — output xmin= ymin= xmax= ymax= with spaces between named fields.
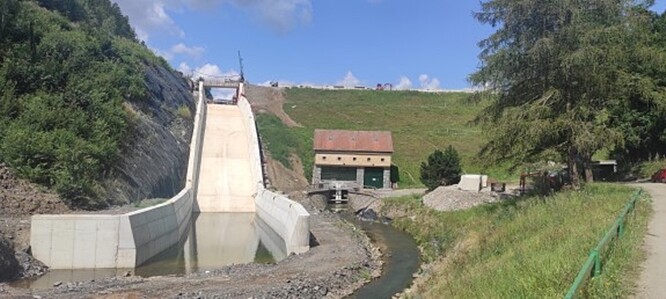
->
xmin=312 ymin=129 xmax=393 ymax=189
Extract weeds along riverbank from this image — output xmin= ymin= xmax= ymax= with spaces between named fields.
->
xmin=384 ymin=183 xmax=650 ymax=298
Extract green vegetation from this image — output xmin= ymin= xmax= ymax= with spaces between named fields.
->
xmin=177 ymin=105 xmax=192 ymax=119
xmin=386 ymin=184 xmax=650 ymax=298
xmin=255 ymin=113 xmax=314 ymax=179
xmin=420 ymin=146 xmax=462 ymax=190
xmin=471 ymin=0 xmax=666 ymax=186
xmin=637 ymin=158 xmax=666 ymax=179
xmin=0 ymin=0 xmax=167 ymax=208
xmin=259 ymin=88 xmax=512 ymax=188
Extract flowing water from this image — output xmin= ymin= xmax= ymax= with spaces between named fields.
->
xmin=332 ymin=204 xmax=420 ymax=299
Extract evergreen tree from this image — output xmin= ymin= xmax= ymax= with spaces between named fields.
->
xmin=470 ymin=0 xmax=662 ymax=187
xmin=420 ymin=146 xmax=462 ymax=190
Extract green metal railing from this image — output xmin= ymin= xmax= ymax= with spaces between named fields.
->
xmin=564 ymin=189 xmax=644 ymax=299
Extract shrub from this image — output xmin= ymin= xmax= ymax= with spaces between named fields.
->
xmin=420 ymin=145 xmax=462 ymax=190
xmin=177 ymin=105 xmax=191 ymax=119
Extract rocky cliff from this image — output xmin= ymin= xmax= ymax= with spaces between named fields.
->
xmin=103 ymin=64 xmax=195 ymax=204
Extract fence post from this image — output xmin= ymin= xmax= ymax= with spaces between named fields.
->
xmin=592 ymin=250 xmax=601 ymax=277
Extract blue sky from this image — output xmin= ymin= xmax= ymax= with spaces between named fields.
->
xmin=112 ymin=0 xmax=666 ymax=90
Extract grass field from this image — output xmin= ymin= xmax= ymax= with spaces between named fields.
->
xmin=384 ymin=183 xmax=650 ymax=298
xmin=256 ymin=87 xmax=515 ymax=188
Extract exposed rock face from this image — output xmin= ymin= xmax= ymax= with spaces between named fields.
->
xmin=0 ymin=236 xmax=19 ymax=282
xmin=103 ymin=64 xmax=195 ymax=204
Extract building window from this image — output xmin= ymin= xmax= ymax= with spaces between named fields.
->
xmin=353 ymin=157 xmax=357 ymax=161
xmin=381 ymin=158 xmax=385 ymax=162
xmin=337 ymin=157 xmax=342 ymax=161
xmin=367 ymin=157 xmax=371 ymax=161
xmin=322 ymin=156 xmax=326 ymax=160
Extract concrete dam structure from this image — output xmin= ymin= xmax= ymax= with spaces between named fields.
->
xmin=29 ymin=82 xmax=310 ymax=269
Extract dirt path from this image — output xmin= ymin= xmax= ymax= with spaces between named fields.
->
xmin=634 ymin=183 xmax=666 ymax=299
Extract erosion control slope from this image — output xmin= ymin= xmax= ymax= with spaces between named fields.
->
xmin=195 ymin=104 xmax=256 ymax=213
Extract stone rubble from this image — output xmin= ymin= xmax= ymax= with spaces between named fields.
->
xmin=422 ymin=185 xmax=517 ymax=212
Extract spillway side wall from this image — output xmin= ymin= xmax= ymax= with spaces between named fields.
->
xmin=30 ymin=84 xmax=206 ymax=269
xmin=236 ymin=83 xmax=310 ymax=255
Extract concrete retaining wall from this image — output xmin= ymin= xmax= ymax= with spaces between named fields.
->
xmin=236 ymin=83 xmax=310 ymax=255
xmin=255 ymin=189 xmax=310 ymax=255
xmin=236 ymin=84 xmax=264 ymax=190
xmin=30 ymin=83 xmax=206 ymax=269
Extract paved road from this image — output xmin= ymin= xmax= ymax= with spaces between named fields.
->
xmin=634 ymin=183 xmax=666 ymax=299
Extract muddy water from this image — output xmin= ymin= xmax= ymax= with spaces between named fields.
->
xmin=340 ymin=212 xmax=420 ymax=299
xmin=12 ymin=212 xmax=286 ymax=290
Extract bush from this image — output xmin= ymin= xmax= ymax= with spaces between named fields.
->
xmin=177 ymin=105 xmax=191 ymax=119
xmin=420 ymin=145 xmax=462 ymax=190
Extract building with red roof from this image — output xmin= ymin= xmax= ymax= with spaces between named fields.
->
xmin=312 ymin=129 xmax=394 ymax=189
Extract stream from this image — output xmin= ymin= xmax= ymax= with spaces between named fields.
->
xmin=340 ymin=208 xmax=421 ymax=299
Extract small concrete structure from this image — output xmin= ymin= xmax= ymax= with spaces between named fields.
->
xmin=458 ymin=175 xmax=482 ymax=192
xmin=312 ymin=130 xmax=394 ymax=190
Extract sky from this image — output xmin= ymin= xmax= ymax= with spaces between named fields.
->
xmin=111 ymin=0 xmax=666 ymax=90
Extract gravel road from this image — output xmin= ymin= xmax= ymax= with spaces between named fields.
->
xmin=633 ymin=183 xmax=666 ymax=299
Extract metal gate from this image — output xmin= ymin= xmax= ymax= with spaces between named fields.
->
xmin=364 ymin=167 xmax=384 ymax=189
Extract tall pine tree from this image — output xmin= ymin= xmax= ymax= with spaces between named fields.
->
xmin=470 ymin=0 xmax=661 ymax=187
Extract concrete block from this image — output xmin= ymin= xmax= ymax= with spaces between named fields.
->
xmin=481 ymin=175 xmax=488 ymax=188
xmin=255 ymin=189 xmax=310 ymax=256
xmin=73 ymin=219 xmax=98 ymax=268
xmin=459 ymin=175 xmax=482 ymax=191
xmin=116 ymin=248 xmax=136 ymax=268
xmin=94 ymin=218 xmax=120 ymax=268
xmin=30 ymin=217 xmax=53 ymax=266
xmin=50 ymin=220 xmax=75 ymax=269
xmin=117 ymin=216 xmax=134 ymax=246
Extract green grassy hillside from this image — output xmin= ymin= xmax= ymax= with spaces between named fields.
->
xmin=257 ymin=87 xmax=514 ymax=188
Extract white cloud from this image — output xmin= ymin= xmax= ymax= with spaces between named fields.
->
xmin=112 ymin=0 xmax=185 ymax=41
xmin=228 ymin=0 xmax=312 ymax=33
xmin=337 ymin=71 xmax=361 ymax=87
xmin=178 ymin=62 xmax=240 ymax=98
xmin=179 ymin=63 xmax=240 ymax=80
xmin=418 ymin=74 xmax=441 ymax=90
xmin=112 ymin=0 xmax=313 ymax=41
xmin=171 ymin=43 xmax=205 ymax=58
xmin=151 ymin=47 xmax=174 ymax=60
xmin=395 ymin=76 xmax=412 ymax=90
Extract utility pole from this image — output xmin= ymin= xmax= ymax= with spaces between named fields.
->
xmin=238 ymin=51 xmax=245 ymax=82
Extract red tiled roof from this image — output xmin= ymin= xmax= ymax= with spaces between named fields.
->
xmin=313 ymin=129 xmax=393 ymax=153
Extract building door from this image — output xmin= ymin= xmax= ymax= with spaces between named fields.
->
xmin=364 ymin=167 xmax=384 ymax=189
xmin=321 ymin=166 xmax=357 ymax=181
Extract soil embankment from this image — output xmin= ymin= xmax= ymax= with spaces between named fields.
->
xmin=0 ymin=164 xmax=69 ymax=282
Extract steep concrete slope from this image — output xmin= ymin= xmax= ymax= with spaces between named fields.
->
xmin=196 ymin=104 xmax=256 ymax=212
